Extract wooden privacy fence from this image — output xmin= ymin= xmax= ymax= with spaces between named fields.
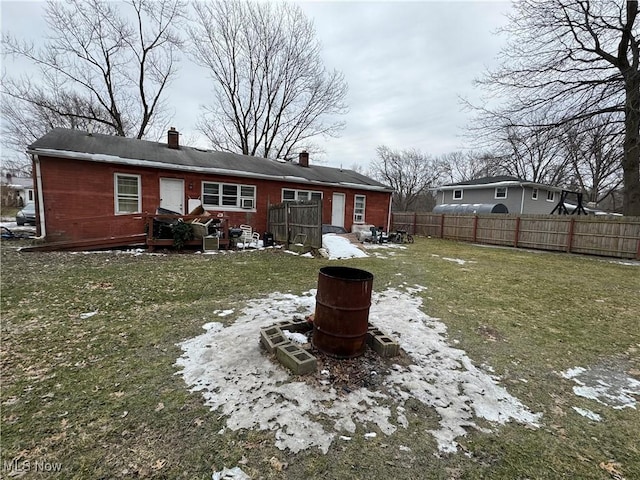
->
xmin=392 ymin=212 xmax=640 ymax=260
xmin=267 ymin=200 xmax=322 ymax=248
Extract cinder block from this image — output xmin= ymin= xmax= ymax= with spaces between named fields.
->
xmin=278 ymin=318 xmax=313 ymax=333
xmin=370 ymin=335 xmax=399 ymax=357
xmin=260 ymin=327 xmax=288 ymax=353
xmin=276 ymin=343 xmax=317 ymax=375
xmin=366 ymin=328 xmax=384 ymax=346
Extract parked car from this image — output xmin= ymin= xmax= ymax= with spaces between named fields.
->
xmin=16 ymin=202 xmax=37 ymax=226
xmin=322 ymin=224 xmax=347 ymax=235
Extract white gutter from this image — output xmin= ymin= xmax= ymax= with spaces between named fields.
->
xmin=520 ymin=185 xmax=526 ymax=214
xmin=33 ymin=155 xmax=46 ymax=238
xmin=27 ymin=147 xmax=394 ymax=193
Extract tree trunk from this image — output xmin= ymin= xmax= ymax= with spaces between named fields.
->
xmin=623 ymin=75 xmax=640 ymax=216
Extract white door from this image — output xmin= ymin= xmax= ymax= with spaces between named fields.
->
xmin=331 ymin=193 xmax=345 ymax=227
xmin=159 ymin=178 xmax=184 ymax=214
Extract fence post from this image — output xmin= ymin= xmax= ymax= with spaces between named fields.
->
xmin=566 ymin=218 xmax=575 ymax=253
xmin=636 ymin=237 xmax=640 ymax=260
xmin=440 ymin=214 xmax=445 ymax=239
xmin=472 ymin=215 xmax=478 ymax=243
xmin=514 ymin=216 xmax=521 ymax=248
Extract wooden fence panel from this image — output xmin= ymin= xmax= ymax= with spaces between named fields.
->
xmin=267 ymin=203 xmax=288 ymax=244
xmin=476 ymin=215 xmax=519 ymax=246
xmin=267 ymin=200 xmax=322 ymax=248
xmin=288 ymin=201 xmax=322 ymax=248
xmin=571 ymin=217 xmax=640 ymax=257
xmin=517 ymin=216 xmax=571 ymax=252
xmin=442 ymin=215 xmax=475 ymax=241
xmin=391 ymin=212 xmax=640 ymax=259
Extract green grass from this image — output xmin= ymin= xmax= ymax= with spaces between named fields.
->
xmin=1 ymin=240 xmax=639 ymax=479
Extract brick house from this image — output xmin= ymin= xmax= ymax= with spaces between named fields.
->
xmin=27 ymin=128 xmax=393 ymax=246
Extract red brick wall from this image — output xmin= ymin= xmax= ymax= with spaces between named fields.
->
xmin=37 ymin=156 xmax=391 ymax=242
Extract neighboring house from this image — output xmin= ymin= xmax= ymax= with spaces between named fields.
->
xmin=432 ymin=176 xmax=564 ymax=215
xmin=27 ymin=128 xmax=393 ymax=245
xmin=1 ymin=173 xmax=34 ymax=207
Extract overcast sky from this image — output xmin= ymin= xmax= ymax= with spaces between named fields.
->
xmin=1 ymin=0 xmax=512 ymax=171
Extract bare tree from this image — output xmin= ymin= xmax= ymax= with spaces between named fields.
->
xmin=370 ymin=146 xmax=443 ymax=212
xmin=2 ymin=0 xmax=185 ymax=155
xmin=562 ymin=116 xmax=624 ymax=207
xmin=473 ymin=0 xmax=639 ymax=215
xmin=437 ymin=151 xmax=504 ymax=184
xmin=188 ymin=1 xmax=348 ymax=160
xmin=500 ymin=123 xmax=569 ymax=185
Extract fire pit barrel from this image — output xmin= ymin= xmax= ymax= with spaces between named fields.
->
xmin=312 ymin=266 xmax=374 ymax=358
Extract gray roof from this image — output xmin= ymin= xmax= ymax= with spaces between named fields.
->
xmin=436 ymin=175 xmax=562 ymax=192
xmin=28 ymin=128 xmax=392 ymax=192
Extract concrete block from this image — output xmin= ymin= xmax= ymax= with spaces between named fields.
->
xmin=366 ymin=328 xmax=384 ymax=346
xmin=278 ymin=318 xmax=313 ymax=333
xmin=370 ymin=335 xmax=400 ymax=357
xmin=260 ymin=326 xmax=288 ymax=353
xmin=276 ymin=343 xmax=317 ymax=375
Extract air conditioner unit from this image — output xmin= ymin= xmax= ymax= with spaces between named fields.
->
xmin=241 ymin=198 xmax=254 ymax=209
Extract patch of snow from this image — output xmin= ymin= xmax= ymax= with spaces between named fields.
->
xmin=301 ymin=252 xmax=314 ymax=258
xmin=176 ymin=287 xmax=541 ymax=455
xmin=202 ymin=323 xmax=224 ymax=332
xmin=214 ymin=309 xmax=234 ymax=318
xmin=572 ymin=407 xmax=602 ymax=421
xmin=608 ymin=260 xmax=640 ymax=267
xmin=442 ymin=257 xmax=467 ymax=265
xmin=79 ymin=310 xmax=98 ymax=319
xmin=322 ymin=234 xmax=368 ymax=260
xmin=211 ymin=466 xmax=250 ymax=480
xmin=283 ymin=331 xmax=308 ymax=344
xmin=364 ymin=432 xmax=377 ymax=438
xmin=561 ymin=366 xmax=640 ymax=409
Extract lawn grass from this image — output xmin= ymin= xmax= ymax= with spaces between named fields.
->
xmin=1 ymin=239 xmax=638 ymax=479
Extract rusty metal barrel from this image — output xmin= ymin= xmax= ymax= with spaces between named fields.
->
xmin=312 ymin=266 xmax=374 ymax=358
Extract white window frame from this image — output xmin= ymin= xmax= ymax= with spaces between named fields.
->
xmin=546 ymin=190 xmax=555 ymax=202
xmin=532 ymin=188 xmax=539 ymax=200
xmin=202 ymin=181 xmax=256 ymax=211
xmin=281 ymin=188 xmax=323 ymax=202
xmin=495 ymin=187 xmax=508 ymax=199
xmin=453 ymin=189 xmax=463 ymax=200
xmin=354 ymin=194 xmax=366 ymax=223
xmin=114 ymin=173 xmax=141 ymax=214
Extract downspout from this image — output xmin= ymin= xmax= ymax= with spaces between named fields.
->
xmin=33 ymin=155 xmax=46 ymax=238
xmin=520 ymin=185 xmax=526 ymax=214
xmin=386 ymin=193 xmax=393 ymax=233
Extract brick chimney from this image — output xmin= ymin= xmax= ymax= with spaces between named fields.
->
xmin=167 ymin=127 xmax=179 ymax=149
xmin=299 ymin=150 xmax=309 ymax=167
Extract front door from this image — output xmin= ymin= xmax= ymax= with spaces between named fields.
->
xmin=160 ymin=178 xmax=184 ymax=214
xmin=331 ymin=193 xmax=345 ymax=227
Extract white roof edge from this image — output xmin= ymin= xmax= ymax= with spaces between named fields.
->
xmin=432 ymin=181 xmax=563 ymax=192
xmin=29 ymin=148 xmax=392 ymax=193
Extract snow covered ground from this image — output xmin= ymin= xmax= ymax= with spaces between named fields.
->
xmin=175 ymin=284 xmax=542 ymax=455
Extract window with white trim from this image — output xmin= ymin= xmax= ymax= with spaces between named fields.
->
xmin=453 ymin=189 xmax=463 ymax=200
xmin=202 ymin=182 xmax=256 ymax=210
xmin=281 ymin=188 xmax=322 ymax=202
xmin=546 ymin=190 xmax=555 ymax=202
xmin=532 ymin=188 xmax=539 ymax=200
xmin=495 ymin=187 xmax=507 ymax=199
xmin=354 ymin=195 xmax=366 ymax=223
xmin=114 ymin=173 xmax=141 ymax=214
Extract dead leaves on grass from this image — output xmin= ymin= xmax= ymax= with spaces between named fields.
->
xmin=599 ymin=461 xmax=626 ymax=480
